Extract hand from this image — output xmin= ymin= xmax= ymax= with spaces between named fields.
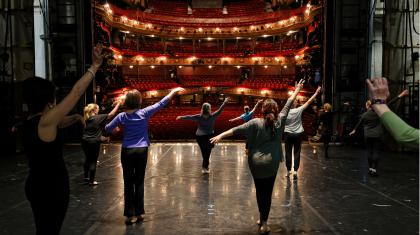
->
xmin=398 ymin=89 xmax=409 ymax=98
xmin=257 ymin=99 xmax=263 ymax=104
xmin=315 ymin=86 xmax=322 ymax=94
xmin=366 ymin=77 xmax=389 ymax=100
xmin=176 ymin=116 xmax=182 ymax=120
xmin=100 ymin=136 xmax=110 ymax=143
xmin=171 ymin=87 xmax=185 ymax=94
xmin=210 ymin=135 xmax=222 ymax=144
xmin=349 ymin=130 xmax=355 ymax=136
xmin=296 ymin=79 xmax=305 ymax=89
xmin=224 ymin=97 xmax=230 ymax=103
xmin=229 ymin=119 xmax=234 ymax=122
xmin=92 ymin=43 xmax=104 ymax=68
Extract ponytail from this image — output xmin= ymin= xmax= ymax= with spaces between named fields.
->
xmin=84 ymin=103 xmax=99 ymax=121
xmin=264 ymin=112 xmax=276 ymax=139
xmin=261 ymin=99 xmax=279 ymax=139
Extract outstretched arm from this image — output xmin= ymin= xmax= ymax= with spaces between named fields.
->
xmin=58 ymin=114 xmax=84 ymax=128
xmin=176 ymin=114 xmax=201 ymax=121
xmin=143 ymin=87 xmax=185 ymax=117
xmin=39 ymin=44 xmax=104 ymax=141
xmin=229 ymin=116 xmax=242 ymax=122
xmin=250 ymin=99 xmax=263 ymax=114
xmin=107 ymin=100 xmax=122 ymax=119
xmin=301 ymin=86 xmax=321 ymax=110
xmin=210 ymin=129 xmax=234 ymax=144
xmin=212 ymin=97 xmax=230 ymax=117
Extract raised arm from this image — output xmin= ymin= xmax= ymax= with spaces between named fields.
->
xmin=58 ymin=114 xmax=84 ymax=129
xmin=212 ymin=97 xmax=230 ymax=117
xmin=107 ymin=99 xmax=122 ymax=119
xmin=176 ymin=113 xmax=201 ymax=121
xmin=301 ymin=86 xmax=321 ymax=110
xmin=39 ymin=44 xmax=103 ymax=141
xmin=229 ymin=116 xmax=242 ymax=122
xmin=387 ymin=89 xmax=409 ymax=106
xmin=279 ymin=79 xmax=305 ymax=125
xmin=143 ymin=87 xmax=185 ymax=117
xmin=250 ymin=99 xmax=263 ymax=114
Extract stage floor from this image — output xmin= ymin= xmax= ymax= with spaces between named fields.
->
xmin=0 ymin=142 xmax=418 ymax=234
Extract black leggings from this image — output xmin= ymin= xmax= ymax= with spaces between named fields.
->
xmin=26 ymin=174 xmax=69 ymax=235
xmin=121 ymin=147 xmax=148 ymax=217
xmin=253 ymin=175 xmax=276 ymax=222
xmin=196 ymin=134 xmax=215 ymax=169
xmin=82 ymin=140 xmax=101 ymax=183
xmin=365 ymin=137 xmax=381 ymax=169
xmin=284 ymin=132 xmax=303 ymax=171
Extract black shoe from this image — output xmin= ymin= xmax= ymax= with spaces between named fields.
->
xmin=125 ymin=216 xmax=137 ymax=225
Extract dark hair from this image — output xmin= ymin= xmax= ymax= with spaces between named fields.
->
xmin=124 ymin=89 xmax=142 ymax=109
xmin=261 ymin=99 xmax=279 ymax=139
xmin=244 ymin=105 xmax=250 ymax=113
xmin=23 ymin=77 xmax=56 ymax=114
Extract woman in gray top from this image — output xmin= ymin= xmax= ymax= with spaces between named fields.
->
xmin=210 ymin=80 xmax=304 ymax=234
xmin=176 ymin=97 xmax=229 ymax=174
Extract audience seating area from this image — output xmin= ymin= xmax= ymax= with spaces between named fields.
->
xmin=179 ymin=75 xmax=239 ymax=87
xmin=240 ymin=76 xmax=295 ymax=90
xmin=124 ymin=76 xmax=180 ymax=90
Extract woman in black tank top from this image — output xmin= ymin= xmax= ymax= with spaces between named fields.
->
xmin=22 ymin=44 xmax=103 ymax=235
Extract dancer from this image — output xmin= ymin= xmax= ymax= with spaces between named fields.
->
xmin=366 ymin=78 xmax=419 ymax=148
xmin=82 ymin=99 xmax=121 ymax=185
xmin=229 ymin=100 xmax=263 ymax=123
xmin=176 ymin=97 xmax=229 ymax=174
xmin=318 ymin=103 xmax=333 ymax=159
xmin=22 ymin=44 xmax=103 ymax=235
xmin=284 ymin=86 xmax=321 ymax=179
xmin=349 ymin=89 xmax=409 ymax=176
xmin=210 ymin=80 xmax=304 ymax=234
xmin=105 ymin=87 xmax=184 ymax=225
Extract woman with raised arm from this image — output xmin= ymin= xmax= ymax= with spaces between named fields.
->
xmin=105 ymin=87 xmax=184 ymax=225
xmin=349 ymin=89 xmax=409 ymax=176
xmin=210 ymin=80 xmax=304 ymax=234
xmin=284 ymin=86 xmax=321 ymax=179
xmin=82 ymin=98 xmax=122 ymax=185
xmin=176 ymin=97 xmax=230 ymax=174
xmin=22 ymin=44 xmax=103 ymax=235
xmin=229 ymin=100 xmax=263 ymax=123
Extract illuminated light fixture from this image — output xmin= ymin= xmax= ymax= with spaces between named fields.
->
xmin=233 ymin=27 xmax=238 ymax=32
xmin=287 ymin=30 xmax=296 ymax=35
xmin=275 ymin=57 xmax=280 ymax=62
xmin=252 ymin=57 xmax=260 ymax=61
xmin=278 ymin=20 xmax=283 ymax=25
xmin=147 ymin=23 xmax=152 ymax=28
xmin=236 ymin=65 xmax=241 ymax=69
xmin=107 ymin=9 xmax=113 ymax=14
xmin=178 ymin=65 xmax=183 ymax=68
xmin=207 ymin=37 xmax=213 ymax=41
xmin=295 ymin=55 xmax=300 ymax=60
xmin=180 ymin=27 xmax=184 ymax=31
xmin=262 ymin=34 xmax=269 ymax=38
xmin=151 ymin=35 xmax=155 ymax=37
xmin=189 ymin=56 xmax=196 ymax=60
xmin=264 ymin=65 xmax=268 ymax=69
xmin=261 ymin=89 xmax=269 ymax=95
xmin=121 ymin=16 xmax=128 ymax=22
xmin=117 ymin=55 xmax=122 ymax=59
xmin=132 ymin=20 xmax=138 ymax=25
xmin=250 ymin=25 xmax=255 ymax=30
xmin=150 ymin=90 xmax=157 ymax=95
xmin=159 ymin=56 xmax=167 ymax=61
xmin=129 ymin=65 xmax=134 ymax=69
xmin=222 ymin=57 xmax=229 ymax=61
xmin=265 ymin=24 xmax=271 ymax=28
xmin=198 ymin=28 xmax=203 ymax=32
xmin=179 ymin=36 xmax=184 ymax=40
xmin=215 ymin=27 xmax=221 ymax=32
xmin=236 ymin=37 xmax=241 ymax=40
xmin=136 ymin=56 xmax=144 ymax=62
xmin=206 ymin=86 xmax=211 ymax=90
xmin=150 ymin=65 xmax=155 ymax=69
xmin=121 ymin=30 xmax=130 ymax=34
xmin=104 ymin=3 xmax=110 ymax=8
xmin=208 ymin=65 xmax=212 ymax=69
xmin=305 ymin=9 xmax=310 ymax=14
xmin=307 ymin=2 xmax=311 ymax=8
xmin=283 ymin=65 xmax=288 ymax=69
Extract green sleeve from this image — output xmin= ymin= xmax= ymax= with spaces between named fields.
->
xmin=381 ymin=112 xmax=419 ymax=149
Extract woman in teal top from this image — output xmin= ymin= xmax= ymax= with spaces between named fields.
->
xmin=210 ymin=80 xmax=304 ymax=234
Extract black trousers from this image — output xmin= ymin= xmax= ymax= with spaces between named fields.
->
xmin=322 ymin=131 xmax=332 ymax=158
xmin=253 ymin=175 xmax=276 ymax=222
xmin=284 ymin=132 xmax=303 ymax=171
xmin=196 ymin=134 xmax=215 ymax=169
xmin=365 ymin=137 xmax=381 ymax=169
xmin=121 ymin=147 xmax=148 ymax=217
xmin=26 ymin=173 xmax=69 ymax=235
xmin=81 ymin=139 xmax=101 ymax=182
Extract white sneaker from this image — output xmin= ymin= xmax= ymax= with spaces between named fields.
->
xmin=258 ymin=222 xmax=271 ymax=234
xmin=202 ymin=168 xmax=210 ymax=174
xmin=313 ymin=148 xmax=317 ymax=154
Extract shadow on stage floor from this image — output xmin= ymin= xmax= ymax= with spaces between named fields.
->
xmin=0 ymin=142 xmax=418 ymax=234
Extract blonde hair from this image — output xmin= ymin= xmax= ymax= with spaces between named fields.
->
xmin=201 ymin=103 xmax=211 ymax=118
xmin=84 ymin=103 xmax=99 ymax=121
xmin=323 ymin=103 xmax=332 ymax=112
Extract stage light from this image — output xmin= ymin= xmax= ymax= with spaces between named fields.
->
xmin=207 ymin=37 xmax=213 ymax=41
xmin=150 ymin=65 xmax=155 ymax=69
xmin=179 ymin=37 xmax=184 ymax=40
xmin=121 ymin=16 xmax=128 ymax=22
xmin=198 ymin=28 xmax=203 ymax=32
xmin=117 ymin=55 xmax=122 ymax=59
xmin=233 ymin=27 xmax=238 ymax=31
xmin=129 ymin=65 xmax=133 ymax=69
xmin=264 ymin=65 xmax=268 ymax=69
xmin=250 ymin=25 xmax=255 ymax=30
xmin=208 ymin=65 xmax=212 ymax=69
xmin=178 ymin=66 xmax=183 ymax=68
xmin=283 ymin=65 xmax=288 ymax=69
xmin=189 ymin=56 xmax=196 ymax=60
xmin=295 ymin=55 xmax=300 ymax=60
xmin=150 ymin=34 xmax=155 ymax=37
xmin=180 ymin=27 xmax=184 ymax=31
xmin=236 ymin=65 xmax=241 ymax=69
xmin=215 ymin=27 xmax=221 ymax=32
